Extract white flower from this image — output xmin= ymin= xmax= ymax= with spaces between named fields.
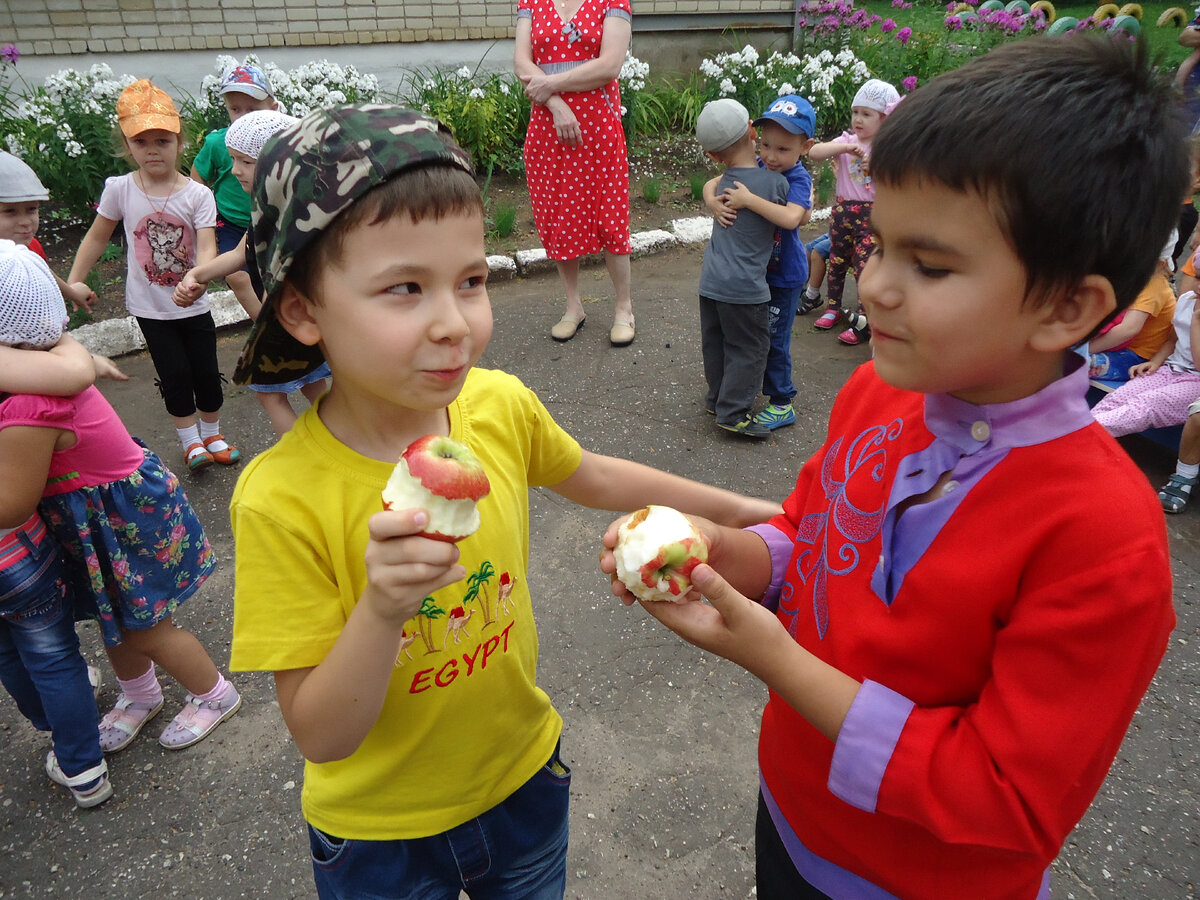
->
xmin=499 ymin=82 xmax=511 ymax=95
xmin=456 ymin=65 xmax=472 ymax=79
xmin=700 ymin=58 xmax=722 ymax=78
xmin=4 ymin=135 xmax=23 ymax=156
xmin=64 ymin=140 xmax=84 ymax=158
xmin=468 ymin=87 xmax=485 ymax=99
xmin=620 ymin=105 xmax=628 ymax=116
xmin=719 ymin=78 xmax=735 ymax=95
xmin=778 ymin=82 xmax=795 ymax=96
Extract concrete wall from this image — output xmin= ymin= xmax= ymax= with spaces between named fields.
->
xmin=4 ymin=0 xmax=794 ymax=58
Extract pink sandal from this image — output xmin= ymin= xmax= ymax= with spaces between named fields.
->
xmin=98 ymin=694 xmax=164 ymax=753
xmin=813 ymin=309 xmax=842 ymax=330
xmin=158 ymin=686 xmax=242 ymax=750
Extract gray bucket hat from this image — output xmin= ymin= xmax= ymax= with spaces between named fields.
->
xmin=232 ymin=104 xmax=473 ymax=386
xmin=0 ymin=151 xmax=50 ymax=203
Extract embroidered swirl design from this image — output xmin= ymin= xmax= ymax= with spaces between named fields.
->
xmin=784 ymin=418 xmax=902 ymax=639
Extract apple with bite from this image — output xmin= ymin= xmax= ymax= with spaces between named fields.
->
xmin=614 ymin=505 xmax=708 ymax=602
xmin=382 ymin=434 xmax=491 ymax=542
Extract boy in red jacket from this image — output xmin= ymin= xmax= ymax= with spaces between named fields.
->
xmin=604 ymin=36 xmax=1180 ymax=900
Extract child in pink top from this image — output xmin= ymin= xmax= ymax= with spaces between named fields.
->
xmin=808 ymin=78 xmax=899 ymax=346
xmin=0 ymin=241 xmax=242 ymax=757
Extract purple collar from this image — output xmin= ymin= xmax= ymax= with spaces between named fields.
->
xmin=923 ymin=354 xmax=1095 ymax=454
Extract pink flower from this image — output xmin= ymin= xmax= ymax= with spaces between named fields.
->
xmin=902 ymin=76 xmax=918 ymax=91
xmin=170 ymin=523 xmax=186 ymax=542
xmin=945 ymin=14 xmax=964 ymax=29
xmin=896 ymin=25 xmax=913 ymax=43
xmin=881 ymin=17 xmax=897 ymax=31
xmin=1 ymin=45 xmax=18 ymax=65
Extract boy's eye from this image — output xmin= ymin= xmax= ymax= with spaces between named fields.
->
xmin=387 ymin=282 xmax=420 ymax=295
xmin=461 ymin=275 xmax=487 ymax=290
xmin=914 ymin=260 xmax=949 ymax=279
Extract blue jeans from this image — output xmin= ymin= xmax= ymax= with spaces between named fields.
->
xmin=763 ymin=285 xmax=802 ymax=406
xmin=806 ymin=232 xmax=831 ymax=260
xmin=309 ymin=743 xmax=571 ymax=899
xmin=0 ymin=518 xmax=102 ymax=779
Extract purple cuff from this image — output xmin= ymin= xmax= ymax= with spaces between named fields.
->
xmin=828 ymin=679 xmax=914 ymax=812
xmin=745 ymin=523 xmax=791 ymax=612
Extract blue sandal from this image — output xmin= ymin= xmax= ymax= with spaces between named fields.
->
xmin=1158 ymin=473 xmax=1198 ymax=514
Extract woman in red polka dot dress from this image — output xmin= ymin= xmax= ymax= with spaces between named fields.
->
xmin=515 ymin=0 xmax=636 ymax=346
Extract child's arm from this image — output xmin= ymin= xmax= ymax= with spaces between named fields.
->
xmin=174 ymin=227 xmax=220 ymax=309
xmin=67 ymin=214 xmax=119 ymax=285
xmin=722 ymin=182 xmax=809 ymax=230
xmin=0 ymin=336 xmax=95 ymax=395
xmin=174 ymin=236 xmax=255 ymax=313
xmin=53 ymin=271 xmax=97 ymax=315
xmin=808 ymin=140 xmax=860 ymax=162
xmin=1087 ymin=309 xmax=1149 ymax=354
xmin=702 ymin=176 xmax=737 ymax=228
xmin=0 ymin=424 xmax=60 ymax=529
xmin=271 ymin=508 xmax=465 ymax=763
xmin=1129 ymin=333 xmax=1176 ymax=377
xmin=549 ymin=449 xmax=784 ymax=530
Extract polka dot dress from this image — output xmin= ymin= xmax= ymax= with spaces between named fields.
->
xmin=521 ymin=0 xmax=632 ymax=260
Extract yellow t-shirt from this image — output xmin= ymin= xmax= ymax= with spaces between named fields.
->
xmin=229 ymin=367 xmax=583 ymax=840
xmin=1127 ymin=273 xmax=1177 ymax=361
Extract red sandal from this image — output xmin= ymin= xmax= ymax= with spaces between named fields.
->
xmin=202 ymin=434 xmax=241 ymax=466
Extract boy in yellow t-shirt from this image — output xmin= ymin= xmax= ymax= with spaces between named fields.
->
xmin=227 ymin=106 xmax=781 ymax=898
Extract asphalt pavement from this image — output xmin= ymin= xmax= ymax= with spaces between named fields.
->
xmin=1 ymin=244 xmax=1197 ymax=899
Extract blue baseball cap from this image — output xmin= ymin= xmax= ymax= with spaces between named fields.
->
xmin=754 ymin=95 xmax=816 ymax=138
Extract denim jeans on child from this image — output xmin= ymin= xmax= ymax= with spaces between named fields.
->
xmin=764 ymin=284 xmax=802 ymax=406
xmin=0 ymin=515 xmax=103 ymax=779
xmin=308 ymin=742 xmax=571 ymax=899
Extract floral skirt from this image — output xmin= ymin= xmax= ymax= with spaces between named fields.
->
xmin=40 ymin=444 xmax=216 ymax=647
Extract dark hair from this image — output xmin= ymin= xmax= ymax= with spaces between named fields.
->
xmin=871 ymin=35 xmax=1189 ymax=313
xmin=287 ymin=162 xmax=483 ymax=304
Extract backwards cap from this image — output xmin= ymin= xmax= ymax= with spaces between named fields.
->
xmin=0 ymin=151 xmax=49 ymax=203
xmin=232 ymin=104 xmax=474 ymax=385
xmin=116 ymin=79 xmax=181 ymax=137
xmin=225 ymin=109 xmax=299 ymax=160
xmin=696 ymin=98 xmax=751 ymax=153
xmin=0 ymin=239 xmax=69 ymax=349
xmin=219 ymin=64 xmax=273 ymax=101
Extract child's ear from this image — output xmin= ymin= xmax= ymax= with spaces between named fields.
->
xmin=274 ymin=282 xmax=322 ymax=347
xmin=1029 ymin=274 xmax=1117 ymax=352
xmin=802 ymin=137 xmax=816 ymax=156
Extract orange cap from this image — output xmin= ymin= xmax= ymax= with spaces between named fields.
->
xmin=116 ymin=79 xmax=181 ymax=137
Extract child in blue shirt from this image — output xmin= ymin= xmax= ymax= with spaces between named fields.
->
xmin=706 ymin=95 xmax=816 ymax=429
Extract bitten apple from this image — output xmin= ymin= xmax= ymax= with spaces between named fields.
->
xmin=614 ymin=505 xmax=708 ymax=602
xmin=382 ymin=434 xmax=491 ymax=542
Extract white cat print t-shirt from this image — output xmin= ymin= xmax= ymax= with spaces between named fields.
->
xmin=97 ymin=173 xmax=217 ymax=320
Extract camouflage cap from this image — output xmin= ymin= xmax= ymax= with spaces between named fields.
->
xmin=232 ymin=104 xmax=473 ymax=385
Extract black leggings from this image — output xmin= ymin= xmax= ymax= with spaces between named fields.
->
xmin=756 ymin=792 xmax=833 ymax=900
xmin=136 ymin=313 xmax=223 ymax=418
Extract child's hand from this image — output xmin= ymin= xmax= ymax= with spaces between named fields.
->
xmin=722 ymin=180 xmax=756 ymax=211
xmin=91 ymin=354 xmax=129 ymax=382
xmin=635 ymin=563 xmax=784 ymax=673
xmin=1128 ymin=361 xmax=1158 ymax=378
xmin=705 ymin=190 xmax=736 ymax=227
xmin=846 ymin=142 xmax=866 ymax=158
xmin=173 ymin=271 xmax=206 ymax=307
xmin=600 ymin=512 xmax=717 ymax=607
xmin=63 ymin=281 xmax=96 ymax=315
xmin=361 ymin=508 xmax=466 ymax=627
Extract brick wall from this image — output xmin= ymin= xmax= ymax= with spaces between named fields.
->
xmin=6 ymin=0 xmax=793 ymax=57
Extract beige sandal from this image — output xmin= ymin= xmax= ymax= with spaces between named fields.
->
xmin=551 ymin=313 xmax=586 ymax=342
xmin=609 ymin=317 xmax=635 ymax=347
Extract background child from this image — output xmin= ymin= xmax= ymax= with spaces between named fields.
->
xmin=1093 ymin=288 xmax=1200 ymax=434
xmin=175 ymin=109 xmax=330 ymax=437
xmin=228 ymin=105 xmax=782 ymax=899
xmin=1158 ymin=394 xmax=1200 ymax=512
xmin=0 ymin=238 xmax=241 ymax=757
xmin=799 ymin=232 xmax=830 ymax=315
xmin=0 ymin=241 xmax=111 ymax=809
xmin=1089 ymin=235 xmax=1178 ymax=381
xmin=0 ymin=150 xmax=98 ymax=314
xmin=603 ymin=36 xmax=1180 ymax=899
xmin=706 ymin=95 xmax=816 ymax=431
xmin=68 ymin=78 xmax=240 ymax=473
xmin=808 ymin=78 xmax=899 ymax=346
xmin=189 ymin=65 xmax=279 ymax=321
xmin=695 ymin=98 xmax=788 ymax=439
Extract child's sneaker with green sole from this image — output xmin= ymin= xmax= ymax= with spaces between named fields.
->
xmin=753 ymin=404 xmax=796 ymax=430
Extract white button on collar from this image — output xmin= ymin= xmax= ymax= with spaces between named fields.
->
xmin=942 ymin=480 xmax=960 ymax=495
xmin=970 ymin=421 xmax=990 ymax=442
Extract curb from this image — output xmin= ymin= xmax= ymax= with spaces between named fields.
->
xmin=72 ymin=209 xmax=832 ymax=359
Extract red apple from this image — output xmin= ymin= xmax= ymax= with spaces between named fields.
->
xmin=614 ymin=505 xmax=708 ymax=602
xmin=382 ymin=434 xmax=491 ymax=541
